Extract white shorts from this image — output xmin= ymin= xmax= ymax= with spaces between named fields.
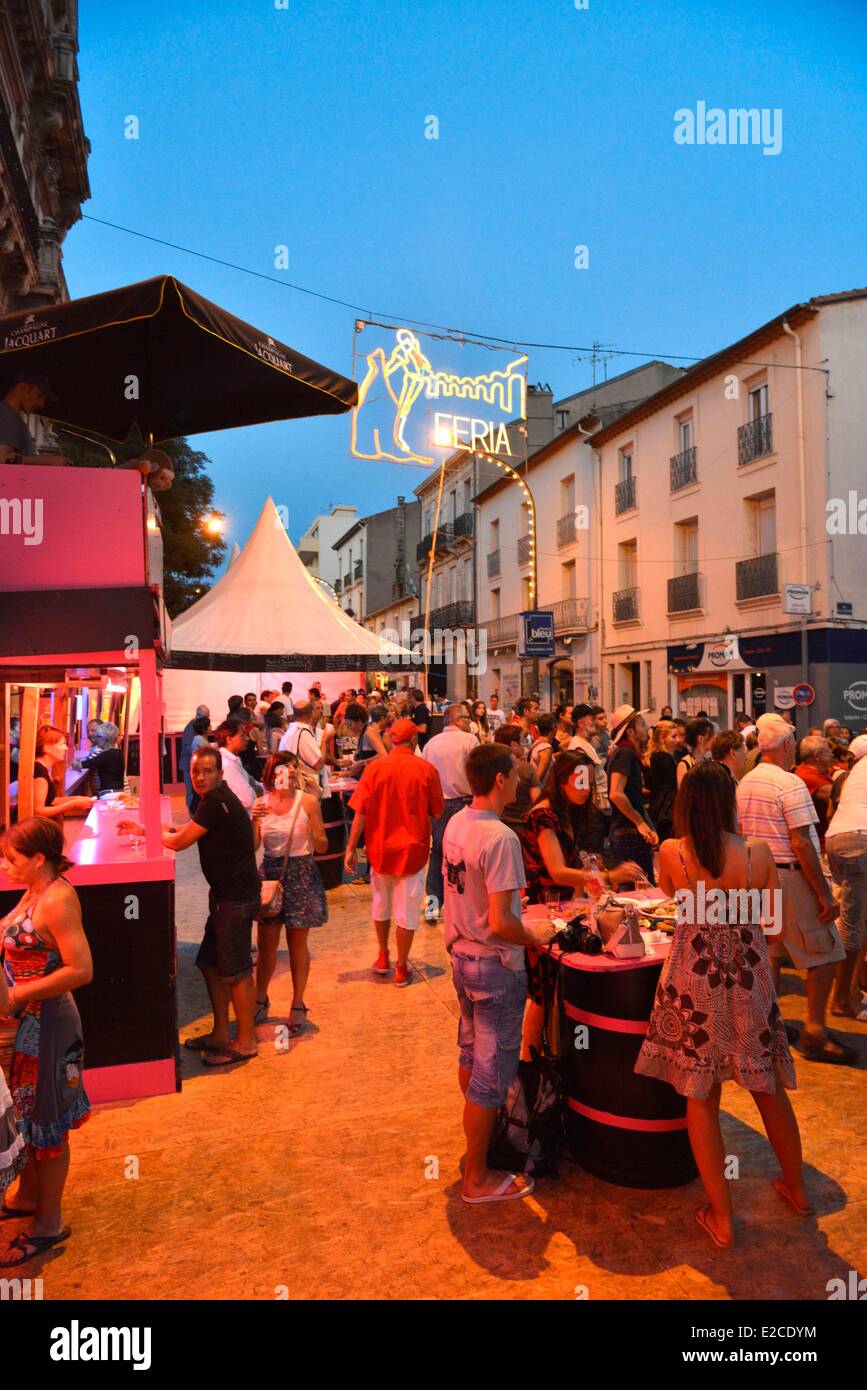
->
xmin=371 ymin=866 xmax=428 ymax=930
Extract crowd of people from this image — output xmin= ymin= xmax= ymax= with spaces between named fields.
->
xmin=1 ymin=682 xmax=865 ymax=1262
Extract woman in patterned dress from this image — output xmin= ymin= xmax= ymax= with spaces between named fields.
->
xmin=635 ymin=762 xmax=807 ymax=1248
xmin=0 ymin=973 xmax=26 ymax=1199
xmin=0 ymin=817 xmax=92 ymax=1268
xmin=252 ymin=753 xmax=328 ymax=1035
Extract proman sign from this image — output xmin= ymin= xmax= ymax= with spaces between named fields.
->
xmin=351 ymin=323 xmax=528 ymax=468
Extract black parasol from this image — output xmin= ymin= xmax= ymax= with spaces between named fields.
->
xmin=0 ymin=275 xmax=357 ymax=444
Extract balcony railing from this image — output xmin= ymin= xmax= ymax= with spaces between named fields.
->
xmin=613 ymin=586 xmax=640 ymax=623
xmin=487 ymin=549 xmax=501 ymax=578
xmin=550 ymin=597 xmax=590 ymax=631
xmin=453 ymin=510 xmax=474 ymax=539
xmin=615 ymin=475 xmax=637 ymax=514
xmin=670 ymin=446 xmax=697 ymax=491
xmin=354 ymin=559 xmax=363 ymax=580
xmin=416 ymin=527 xmax=452 ymax=563
xmin=414 ymin=601 xmax=475 ymax=632
xmin=333 ymin=577 xmax=342 ymax=594
xmin=517 ymin=535 xmax=531 ymax=566
xmin=483 ymin=612 xmax=519 ymax=645
xmin=738 ymin=413 xmax=773 ymax=466
xmin=557 ymin=512 xmax=577 ymax=547
xmin=667 ymin=571 xmax=702 ymax=613
xmin=736 ymin=552 xmax=778 ymax=600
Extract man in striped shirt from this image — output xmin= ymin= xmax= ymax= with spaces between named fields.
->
xmin=736 ymin=714 xmax=853 ymax=1065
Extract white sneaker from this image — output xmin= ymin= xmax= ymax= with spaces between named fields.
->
xmin=423 ymin=896 xmax=440 ymax=923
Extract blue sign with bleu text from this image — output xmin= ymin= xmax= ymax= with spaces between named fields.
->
xmin=517 ymin=610 xmax=555 ymax=658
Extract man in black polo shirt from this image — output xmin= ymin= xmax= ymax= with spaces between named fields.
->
xmin=119 ymin=745 xmax=260 ymax=1066
xmin=409 ymin=687 xmax=432 ymax=749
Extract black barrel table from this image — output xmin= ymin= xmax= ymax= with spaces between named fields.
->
xmin=554 ymin=934 xmax=697 ymax=1189
xmin=316 ymin=777 xmax=357 ymax=890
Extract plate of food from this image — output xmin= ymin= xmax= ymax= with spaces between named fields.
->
xmin=636 ymin=898 xmax=680 ymax=930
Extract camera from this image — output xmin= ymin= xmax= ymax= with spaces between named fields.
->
xmin=553 ymin=912 xmax=603 ymax=955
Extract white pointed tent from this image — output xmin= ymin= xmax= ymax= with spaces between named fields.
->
xmin=162 ymin=498 xmax=413 ymax=731
xmin=227 ymin=540 xmax=241 ymax=566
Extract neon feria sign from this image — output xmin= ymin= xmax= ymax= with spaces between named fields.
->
xmin=350 ymin=325 xmax=528 ymax=467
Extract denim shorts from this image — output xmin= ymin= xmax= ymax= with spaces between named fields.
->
xmin=827 ymin=831 xmax=867 ymax=953
xmin=196 ymin=895 xmax=259 ymax=982
xmin=451 ymin=953 xmax=527 ymax=1109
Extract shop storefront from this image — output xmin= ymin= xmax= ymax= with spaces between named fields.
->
xmin=668 ymin=628 xmax=867 ymax=732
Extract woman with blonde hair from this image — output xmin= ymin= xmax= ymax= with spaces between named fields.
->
xmin=644 ymin=719 xmax=681 ymax=842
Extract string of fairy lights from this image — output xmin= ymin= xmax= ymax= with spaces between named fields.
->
xmin=83 ymin=214 xmax=836 ymax=611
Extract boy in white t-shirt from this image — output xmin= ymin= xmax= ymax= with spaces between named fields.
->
xmin=443 ymin=743 xmax=557 ymax=1206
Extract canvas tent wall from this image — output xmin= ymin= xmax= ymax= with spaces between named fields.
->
xmin=163 ymin=496 xmax=413 ymax=730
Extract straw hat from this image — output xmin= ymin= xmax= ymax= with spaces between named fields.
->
xmin=609 ymin=704 xmax=651 ymax=744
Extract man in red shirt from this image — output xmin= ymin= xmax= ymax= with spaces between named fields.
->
xmin=794 ymin=734 xmax=835 ymax=848
xmin=345 ymin=718 xmax=444 ymax=986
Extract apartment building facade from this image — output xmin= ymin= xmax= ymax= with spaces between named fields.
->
xmin=0 ymin=0 xmax=89 ymax=316
xmin=474 ymin=362 xmax=685 ymax=709
xmin=595 ymin=291 xmax=867 ymax=734
xmin=333 ymin=496 xmax=420 ymax=626
xmin=296 ymin=504 xmax=358 ymax=587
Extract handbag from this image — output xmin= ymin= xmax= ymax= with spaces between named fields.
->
xmin=257 ymin=792 xmax=304 ymax=922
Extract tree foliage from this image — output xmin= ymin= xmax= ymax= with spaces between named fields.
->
xmin=56 ymin=432 xmax=226 ymax=616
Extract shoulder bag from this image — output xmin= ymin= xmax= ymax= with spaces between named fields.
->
xmin=258 ymin=792 xmax=304 ymax=923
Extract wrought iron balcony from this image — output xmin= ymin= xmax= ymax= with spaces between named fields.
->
xmin=667 ymin=571 xmax=702 ymax=613
xmin=486 ymin=549 xmax=501 ymax=578
xmin=557 ymin=512 xmax=577 ymax=547
xmin=333 ymin=576 xmax=342 ymax=594
xmin=517 ymin=535 xmax=531 ymax=566
xmin=738 ymin=413 xmax=773 ymax=466
xmin=670 ymin=446 xmax=697 ymax=491
xmin=615 ymin=475 xmax=637 ymax=514
xmin=613 ymin=586 xmax=640 ymax=623
xmin=354 ymin=559 xmax=363 ymax=580
xmin=453 ymin=510 xmax=474 ymax=539
xmin=483 ymin=612 xmax=519 ymax=645
xmin=416 ymin=601 xmax=475 ymax=631
xmin=736 ymin=552 xmax=778 ymax=600
xmin=550 ymin=597 xmax=590 ymax=631
xmin=416 ymin=527 xmax=452 ymax=563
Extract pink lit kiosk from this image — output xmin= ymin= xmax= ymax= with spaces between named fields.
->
xmin=0 ymin=275 xmax=360 ymax=1104
xmin=0 ymin=465 xmax=175 ymax=1104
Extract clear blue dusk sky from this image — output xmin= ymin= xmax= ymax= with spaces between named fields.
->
xmin=65 ymin=0 xmax=866 ymax=557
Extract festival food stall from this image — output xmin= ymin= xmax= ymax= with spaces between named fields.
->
xmin=0 ymin=276 xmax=359 ymax=1102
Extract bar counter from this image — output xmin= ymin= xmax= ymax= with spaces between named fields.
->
xmin=0 ymin=797 xmax=178 ymax=1105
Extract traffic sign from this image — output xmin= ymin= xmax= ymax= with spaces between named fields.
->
xmin=793 ymin=683 xmax=815 ymax=706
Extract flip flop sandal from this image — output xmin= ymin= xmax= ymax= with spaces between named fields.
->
xmin=201 ymin=1048 xmax=256 ymax=1068
xmin=695 ymin=1206 xmax=732 ymax=1249
xmin=461 ymin=1173 xmax=535 ymax=1205
xmin=0 ymin=1203 xmax=37 ymax=1222
xmin=0 ymin=1226 xmax=72 ymax=1268
xmin=796 ymin=1033 xmax=858 ymax=1065
xmin=772 ymin=1179 xmax=813 ymax=1216
xmin=287 ymin=1004 xmax=308 ymax=1035
xmin=183 ymin=1036 xmax=225 ymax=1053
xmin=254 ymin=997 xmax=270 ymax=1025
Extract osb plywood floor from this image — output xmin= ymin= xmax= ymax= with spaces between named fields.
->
xmin=10 ymin=800 xmax=867 ymax=1301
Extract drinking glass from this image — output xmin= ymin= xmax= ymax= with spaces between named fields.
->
xmin=544 ymin=888 xmax=561 ymax=921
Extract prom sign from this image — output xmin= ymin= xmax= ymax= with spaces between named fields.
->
xmin=350 ymin=323 xmax=528 ymax=468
